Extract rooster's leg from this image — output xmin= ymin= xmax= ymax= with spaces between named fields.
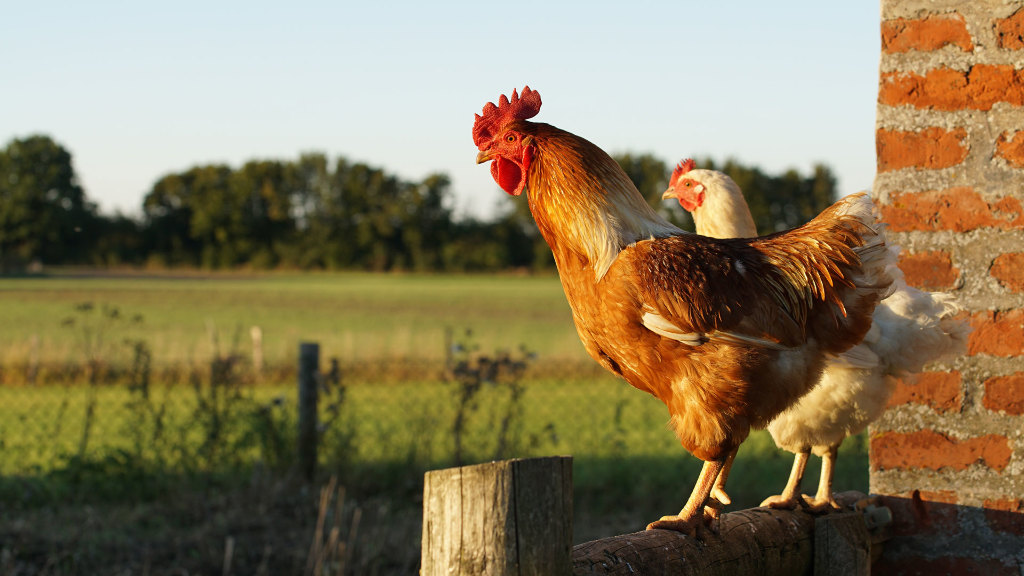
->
xmin=707 ymin=448 xmax=737 ymax=519
xmin=760 ymin=449 xmax=810 ymax=509
xmin=802 ymin=443 xmax=843 ymax=513
xmin=646 ymin=457 xmax=725 ymax=536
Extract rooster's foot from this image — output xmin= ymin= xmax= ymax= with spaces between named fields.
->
xmin=705 ymin=494 xmax=730 ymax=520
xmin=646 ymin=508 xmax=717 ymax=537
xmin=760 ymin=494 xmax=801 ymax=510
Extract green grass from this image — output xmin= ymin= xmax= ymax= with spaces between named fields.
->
xmin=0 ymin=271 xmax=870 ymax=553
xmin=0 ymin=374 xmax=867 ymax=513
xmin=0 ymin=271 xmax=588 ymax=374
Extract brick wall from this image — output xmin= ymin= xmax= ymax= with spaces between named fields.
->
xmin=872 ymin=1 xmax=1024 ymax=573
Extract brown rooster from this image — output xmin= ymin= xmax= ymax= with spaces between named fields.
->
xmin=472 ymin=87 xmax=895 ymax=535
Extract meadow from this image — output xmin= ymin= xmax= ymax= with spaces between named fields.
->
xmin=0 ymin=271 xmax=588 ymax=375
xmin=0 ymin=271 xmax=869 ymax=574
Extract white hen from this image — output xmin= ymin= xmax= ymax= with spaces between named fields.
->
xmin=663 ymin=159 xmax=971 ymax=510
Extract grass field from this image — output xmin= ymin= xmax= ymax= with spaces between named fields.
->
xmin=0 ymin=271 xmax=589 ymax=375
xmin=0 ymin=271 xmax=870 ymax=574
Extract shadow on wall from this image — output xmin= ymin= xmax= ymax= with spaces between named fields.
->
xmin=874 ymin=492 xmax=1024 ymax=574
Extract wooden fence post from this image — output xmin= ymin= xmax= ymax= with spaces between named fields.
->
xmin=421 ymin=456 xmax=573 ymax=576
xmin=250 ymin=325 xmax=264 ymax=375
xmin=297 ymin=341 xmax=319 ymax=482
xmin=813 ymin=512 xmax=871 ymax=576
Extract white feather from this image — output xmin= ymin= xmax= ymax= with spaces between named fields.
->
xmin=641 ymin=310 xmax=706 ymax=346
xmin=641 ymin=309 xmax=791 ymax=350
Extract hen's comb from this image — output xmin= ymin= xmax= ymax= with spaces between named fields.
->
xmin=472 ymin=86 xmax=542 ymax=149
xmin=671 ymin=158 xmax=697 ymax=182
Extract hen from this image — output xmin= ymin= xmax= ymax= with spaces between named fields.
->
xmin=664 ymin=159 xmax=970 ymax=510
xmin=472 ymin=87 xmax=895 ymax=534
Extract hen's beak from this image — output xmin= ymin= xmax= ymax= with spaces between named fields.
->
xmin=662 ymin=187 xmax=675 ymax=200
xmin=476 ymin=150 xmax=493 ymax=164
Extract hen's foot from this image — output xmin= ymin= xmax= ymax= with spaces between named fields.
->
xmin=760 ymin=494 xmax=801 ymax=510
xmin=800 ymin=495 xmax=842 ymax=514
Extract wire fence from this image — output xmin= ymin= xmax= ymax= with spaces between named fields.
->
xmin=0 ymin=340 xmax=871 ymax=573
xmin=0 ymin=342 xmax=683 ymax=502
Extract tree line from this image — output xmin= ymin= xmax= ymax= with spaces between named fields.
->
xmin=0 ymin=135 xmax=838 ymax=273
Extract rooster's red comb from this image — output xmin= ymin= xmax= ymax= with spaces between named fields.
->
xmin=671 ymin=158 xmax=697 ymax=183
xmin=472 ymin=86 xmax=542 ymax=149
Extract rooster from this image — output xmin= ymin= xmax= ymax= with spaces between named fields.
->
xmin=663 ymin=159 xmax=969 ymax=511
xmin=472 ymin=87 xmax=895 ymax=535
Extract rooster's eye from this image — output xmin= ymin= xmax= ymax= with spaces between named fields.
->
xmin=684 ymin=182 xmax=692 ymax=187
xmin=506 ymin=134 xmax=516 ymax=143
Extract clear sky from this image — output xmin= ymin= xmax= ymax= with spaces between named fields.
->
xmin=2 ymin=1 xmax=881 ymax=220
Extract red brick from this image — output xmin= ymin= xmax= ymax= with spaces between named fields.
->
xmin=879 ymin=65 xmax=1024 ymax=111
xmin=991 ymin=253 xmax=1024 ymax=292
xmin=899 ymin=251 xmax=960 ymax=291
xmin=969 ymin=310 xmax=1024 ymax=357
xmin=871 ymin=430 xmax=1012 ymax=471
xmin=996 ymin=7 xmax=1024 ymax=50
xmin=995 ymin=131 xmax=1024 ymax=169
xmin=888 ymin=371 xmax=963 ymax=412
xmin=918 ymin=489 xmax=959 ymax=504
xmin=875 ymin=556 xmax=1019 ymax=576
xmin=876 ymin=127 xmax=968 ymax=172
xmin=983 ymin=497 xmax=1024 ymax=534
xmin=881 ymin=14 xmax=973 ymax=53
xmin=880 ymin=188 xmax=1024 ymax=232
xmin=983 ymin=373 xmax=1024 ymax=415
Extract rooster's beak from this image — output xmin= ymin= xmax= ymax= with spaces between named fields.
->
xmin=661 ymin=187 xmax=675 ymax=200
xmin=476 ymin=150 xmax=493 ymax=164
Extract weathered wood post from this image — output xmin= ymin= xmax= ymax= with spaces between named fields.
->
xmin=250 ymin=325 xmax=264 ymax=375
xmin=813 ymin=511 xmax=871 ymax=576
xmin=297 ymin=341 xmax=319 ymax=482
xmin=421 ymin=456 xmax=573 ymax=576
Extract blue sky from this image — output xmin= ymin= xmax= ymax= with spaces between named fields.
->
xmin=2 ymin=1 xmax=881 ymax=219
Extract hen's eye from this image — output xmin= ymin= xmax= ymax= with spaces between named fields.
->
xmin=684 ymin=182 xmax=692 ymax=187
xmin=506 ymin=134 xmax=516 ymax=142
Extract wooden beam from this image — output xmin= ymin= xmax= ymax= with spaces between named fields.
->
xmin=572 ymin=492 xmax=882 ymax=576
xmin=573 ymin=506 xmax=814 ymax=576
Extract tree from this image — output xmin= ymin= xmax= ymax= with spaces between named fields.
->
xmin=228 ymin=160 xmax=301 ymax=268
xmin=131 ymin=150 xmax=838 ymax=272
xmin=0 ymin=135 xmax=97 ymax=269
xmin=141 ymin=166 xmax=233 ymax=267
xmin=614 ymin=152 xmax=670 ymax=207
xmin=613 ymin=152 xmax=692 ymax=230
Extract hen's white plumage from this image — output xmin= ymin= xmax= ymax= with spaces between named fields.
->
xmin=664 ymin=164 xmax=971 ymax=509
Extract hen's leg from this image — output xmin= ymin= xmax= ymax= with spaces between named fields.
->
xmin=707 ymin=448 xmax=737 ymax=519
xmin=802 ymin=443 xmax=843 ymax=513
xmin=760 ymin=449 xmax=809 ymax=509
xmin=646 ymin=457 xmax=725 ymax=536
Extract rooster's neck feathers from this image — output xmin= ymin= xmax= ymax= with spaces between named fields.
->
xmin=526 ymin=124 xmax=681 ymax=280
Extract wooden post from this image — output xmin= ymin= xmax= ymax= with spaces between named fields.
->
xmin=421 ymin=456 xmax=572 ymax=576
xmin=297 ymin=342 xmax=319 ymax=482
xmin=814 ymin=512 xmax=870 ymax=576
xmin=250 ymin=326 xmax=264 ymax=374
